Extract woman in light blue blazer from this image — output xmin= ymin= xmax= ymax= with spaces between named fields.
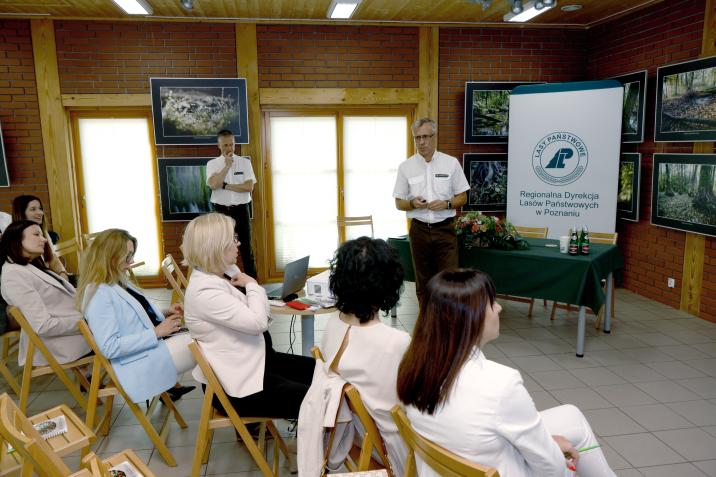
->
xmin=77 ymin=229 xmax=195 ymax=403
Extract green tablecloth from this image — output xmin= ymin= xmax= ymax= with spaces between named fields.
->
xmin=388 ymin=236 xmax=624 ymax=315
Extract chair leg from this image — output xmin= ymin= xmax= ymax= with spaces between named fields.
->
xmin=125 ymin=399 xmax=178 ymax=467
xmin=611 ymin=281 xmax=616 ymax=319
xmin=159 ymin=392 xmax=188 ymax=428
xmin=19 ymin=356 xmax=34 ymax=413
xmin=550 ymin=302 xmax=558 ymax=321
xmin=527 ymin=299 xmax=535 ymax=318
xmin=192 ymin=392 xmax=214 ymax=476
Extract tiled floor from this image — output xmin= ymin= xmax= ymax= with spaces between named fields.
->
xmin=7 ymin=284 xmax=716 ymax=476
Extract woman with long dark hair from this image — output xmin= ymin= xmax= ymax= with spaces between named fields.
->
xmin=11 ymin=195 xmax=66 ymax=279
xmin=397 ymin=269 xmax=615 ymax=477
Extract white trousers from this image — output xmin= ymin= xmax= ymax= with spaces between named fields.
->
xmin=541 ymin=404 xmax=617 ymax=477
xmin=163 ymin=332 xmax=195 ymax=375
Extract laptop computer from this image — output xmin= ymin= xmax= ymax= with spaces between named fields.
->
xmin=264 ymin=255 xmax=310 ymax=300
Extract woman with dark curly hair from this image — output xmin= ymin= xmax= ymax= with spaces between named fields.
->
xmin=320 ymin=236 xmax=409 ymax=475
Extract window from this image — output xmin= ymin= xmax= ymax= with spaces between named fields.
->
xmin=265 ymin=109 xmax=410 ymax=275
xmin=72 ymin=111 xmax=162 ymax=276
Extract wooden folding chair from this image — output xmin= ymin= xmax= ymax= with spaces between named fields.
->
xmin=82 ymin=232 xmax=145 ymax=285
xmin=54 ymin=237 xmax=82 ymax=275
xmin=549 ymin=231 xmax=618 ymax=325
xmin=338 ymin=215 xmax=374 ymax=243
xmin=81 ymin=449 xmax=156 ymax=477
xmin=77 ymin=320 xmax=187 ymax=467
xmin=391 ymin=405 xmax=499 ymax=477
xmin=6 ymin=307 xmax=92 ymax=414
xmin=161 ymin=254 xmax=189 ymax=304
xmin=188 ymin=340 xmax=292 ymax=477
xmin=0 ymin=330 xmax=21 ymax=396
xmin=311 ymin=346 xmax=394 ymax=476
xmin=0 ymin=393 xmax=96 ymax=477
xmin=508 ymin=226 xmax=550 ymax=317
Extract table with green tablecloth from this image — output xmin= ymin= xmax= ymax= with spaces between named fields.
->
xmin=387 ymin=236 xmax=624 ymax=357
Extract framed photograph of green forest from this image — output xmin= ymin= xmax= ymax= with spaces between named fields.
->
xmin=611 ymin=71 xmax=646 ymax=143
xmin=462 ymin=153 xmax=507 ymax=212
xmin=651 ymin=154 xmax=716 ymax=237
xmin=617 ymin=153 xmax=640 ymax=222
xmin=464 ymin=82 xmax=537 ymax=144
xmin=158 ymin=158 xmax=215 ymax=221
xmin=655 ymin=56 xmax=716 ymax=142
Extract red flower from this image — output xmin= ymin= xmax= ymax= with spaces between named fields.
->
xmin=471 ymin=224 xmax=478 ymax=233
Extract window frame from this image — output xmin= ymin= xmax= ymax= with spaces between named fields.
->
xmin=262 ymin=106 xmax=414 ymax=280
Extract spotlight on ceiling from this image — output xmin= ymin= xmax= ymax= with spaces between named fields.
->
xmin=327 ymin=0 xmax=362 ymax=19
xmin=511 ymin=0 xmax=523 ymax=14
xmin=180 ymin=0 xmax=193 ymax=10
xmin=544 ymin=0 xmax=556 ymax=5
xmin=504 ymin=0 xmax=557 ymax=22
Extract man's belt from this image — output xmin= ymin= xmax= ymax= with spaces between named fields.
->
xmin=413 ymin=217 xmax=454 ymax=228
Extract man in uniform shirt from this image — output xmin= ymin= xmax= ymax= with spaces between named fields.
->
xmin=393 ymin=118 xmax=469 ymax=305
xmin=206 ymin=129 xmax=258 ymax=278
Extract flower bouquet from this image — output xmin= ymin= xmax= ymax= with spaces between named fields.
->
xmin=455 ymin=212 xmax=529 ymax=250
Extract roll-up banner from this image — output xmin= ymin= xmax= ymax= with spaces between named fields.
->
xmin=506 ymin=80 xmax=622 ymax=240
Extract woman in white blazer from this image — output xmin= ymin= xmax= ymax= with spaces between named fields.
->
xmin=76 ymin=229 xmax=195 ymax=403
xmin=182 ymin=212 xmax=314 ymax=418
xmin=317 ymin=237 xmax=410 ymax=476
xmin=0 ymin=220 xmax=90 ymax=366
xmin=397 ymin=269 xmax=616 ymax=477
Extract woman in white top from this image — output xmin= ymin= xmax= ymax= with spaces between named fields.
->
xmin=321 ymin=237 xmax=410 ymax=476
xmin=182 ymin=212 xmax=314 ymax=418
xmin=397 ymin=269 xmax=616 ymax=477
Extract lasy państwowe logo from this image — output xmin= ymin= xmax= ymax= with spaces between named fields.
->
xmin=532 ymin=132 xmax=588 ymax=186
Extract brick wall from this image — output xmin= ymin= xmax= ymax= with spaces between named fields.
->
xmin=54 ymin=21 xmax=236 ymax=262
xmin=438 ymin=27 xmax=587 ymax=159
xmin=0 ymin=20 xmax=50 ymax=224
xmin=256 ymin=25 xmax=419 ymax=88
xmin=586 ymin=0 xmax=714 ymax=321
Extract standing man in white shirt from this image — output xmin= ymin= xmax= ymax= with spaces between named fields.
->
xmin=206 ymin=129 xmax=257 ymax=278
xmin=393 ymin=118 xmax=469 ymax=305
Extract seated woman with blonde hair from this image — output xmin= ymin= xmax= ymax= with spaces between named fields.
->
xmin=77 ymin=229 xmax=195 ymax=403
xmin=182 ymin=212 xmax=314 ymax=418
xmin=0 ymin=220 xmax=90 ymax=366
xmin=398 ymin=269 xmax=616 ymax=477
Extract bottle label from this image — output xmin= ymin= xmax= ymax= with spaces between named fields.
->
xmin=569 ymin=244 xmax=578 ymax=254
xmin=581 ymin=244 xmax=590 ymax=254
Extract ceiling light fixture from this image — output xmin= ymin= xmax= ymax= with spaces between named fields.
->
xmin=327 ymin=0 xmax=362 ymax=19
xmin=180 ymin=0 xmax=193 ymax=10
xmin=560 ymin=4 xmax=582 ymax=11
xmin=511 ymin=0 xmax=523 ymax=14
xmin=111 ymin=0 xmax=153 ymax=15
xmin=504 ymin=0 xmax=557 ymax=22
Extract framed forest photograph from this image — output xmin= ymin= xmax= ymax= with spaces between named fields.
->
xmin=157 ymin=158 xmax=214 ymax=221
xmin=0 ymin=122 xmax=9 ymax=187
xmin=617 ymin=153 xmax=640 ymax=222
xmin=612 ymin=70 xmax=647 ymax=143
xmin=651 ymin=154 xmax=716 ymax=237
xmin=655 ymin=56 xmax=716 ymax=142
xmin=462 ymin=153 xmax=508 ymax=212
xmin=150 ymin=78 xmax=249 ymax=145
xmin=464 ymin=82 xmax=537 ymax=144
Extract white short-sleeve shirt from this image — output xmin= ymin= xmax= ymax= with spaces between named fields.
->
xmin=205 ymin=154 xmax=256 ymax=206
xmin=392 ymin=151 xmax=469 ymax=224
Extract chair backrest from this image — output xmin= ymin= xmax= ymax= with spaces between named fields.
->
xmin=8 ymin=306 xmax=65 ymax=372
xmin=161 ymin=254 xmax=189 ymax=303
xmin=0 ymin=394 xmax=73 ymax=477
xmin=390 ymin=405 xmax=499 ymax=477
xmin=589 ymin=231 xmax=618 ymax=244
xmin=77 ymin=321 xmax=125 ymax=398
xmin=54 ymin=238 xmax=82 ymax=273
xmin=80 ymin=232 xmax=100 ymax=250
xmin=514 ymin=226 xmax=548 ymax=239
xmin=338 ymin=215 xmax=374 ymax=243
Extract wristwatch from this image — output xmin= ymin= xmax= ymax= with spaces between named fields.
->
xmin=222 ymin=181 xmax=228 ymax=189
xmin=447 ymin=200 xmax=452 ymax=209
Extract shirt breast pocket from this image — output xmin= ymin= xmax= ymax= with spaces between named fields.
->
xmin=408 ymin=175 xmax=425 ymax=198
xmin=433 ymin=174 xmax=452 ymax=199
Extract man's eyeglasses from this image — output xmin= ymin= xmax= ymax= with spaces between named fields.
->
xmin=414 ymin=134 xmax=434 ymax=142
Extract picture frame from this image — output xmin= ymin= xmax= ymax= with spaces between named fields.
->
xmin=463 ymin=81 xmax=538 ymax=144
xmin=150 ymin=78 xmax=249 ymax=145
xmin=462 ymin=153 xmax=508 ymax=212
xmin=0 ymin=122 xmax=9 ymax=187
xmin=654 ymin=55 xmax=716 ymax=142
xmin=617 ymin=153 xmax=641 ymax=222
xmin=651 ymin=153 xmax=716 ymax=237
xmin=611 ymin=70 xmax=647 ymax=143
xmin=157 ymin=158 xmax=215 ymax=221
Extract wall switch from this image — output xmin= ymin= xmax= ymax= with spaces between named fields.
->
xmin=668 ymin=278 xmax=675 ymax=288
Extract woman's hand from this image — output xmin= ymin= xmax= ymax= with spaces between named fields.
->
xmin=155 ymin=316 xmax=182 ymax=338
xmin=164 ymin=303 xmax=184 ymax=318
xmin=553 ymin=435 xmax=579 ymax=471
xmin=230 ymin=272 xmax=257 ymax=288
